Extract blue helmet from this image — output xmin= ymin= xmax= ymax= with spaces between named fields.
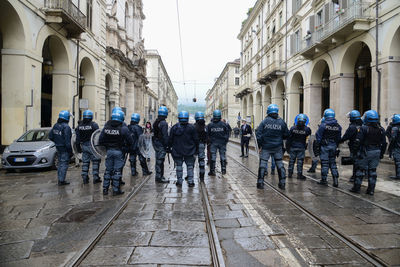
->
xmin=158 ymin=106 xmax=168 ymax=117
xmin=213 ymin=110 xmax=222 ymax=120
xmin=112 ymin=106 xmax=123 ymax=114
xmin=83 ymin=109 xmax=93 ymax=119
xmin=195 ymin=111 xmax=205 ymax=121
xmin=59 ymin=110 xmax=70 ymax=121
xmin=323 ymin=108 xmax=335 ymax=119
xmin=392 ymin=114 xmax=400 ymax=125
xmin=348 ymin=110 xmax=361 ymax=121
xmin=111 ymin=110 xmax=125 ymax=122
xmin=267 ymin=104 xmax=279 ymax=115
xmin=131 ymin=113 xmax=140 ymax=123
xmin=363 ymin=110 xmax=379 ymax=123
xmin=178 ymin=111 xmax=189 ymax=123
xmin=295 ymin=113 xmax=309 ymax=126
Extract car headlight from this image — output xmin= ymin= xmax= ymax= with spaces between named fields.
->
xmin=3 ymin=146 xmax=10 ymax=154
xmin=37 ymin=145 xmax=54 ymax=153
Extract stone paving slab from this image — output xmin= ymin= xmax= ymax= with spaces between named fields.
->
xmin=81 ymin=247 xmax=134 ymax=265
xmin=150 ymin=230 xmax=209 ymax=247
xmin=0 ymin=241 xmax=34 ymax=263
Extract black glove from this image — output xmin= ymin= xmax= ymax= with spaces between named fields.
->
xmin=336 ymin=149 xmax=340 ymax=158
xmin=380 ymin=152 xmax=384 ymax=159
xmin=313 ymin=142 xmax=320 ymax=157
xmin=76 ymin=144 xmax=82 ymax=154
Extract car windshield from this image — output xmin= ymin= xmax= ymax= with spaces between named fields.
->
xmin=17 ymin=130 xmax=50 ymax=142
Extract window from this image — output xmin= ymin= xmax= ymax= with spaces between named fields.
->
xmin=272 ymin=20 xmax=276 ymax=35
xmin=235 ymin=77 xmax=240 ymax=86
xmin=279 ymin=12 xmax=283 ymax=28
xmin=316 ymin=10 xmax=323 ymax=27
xmin=267 ymin=27 xmax=270 ymax=40
xmin=87 ymin=0 xmax=93 ymax=30
xmin=258 ymin=38 xmax=261 ymax=51
xmin=292 ymin=0 xmax=302 ymax=14
xmin=235 ymin=66 xmax=240 ymax=74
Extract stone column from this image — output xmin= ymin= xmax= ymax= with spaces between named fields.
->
xmin=329 ymin=73 xmax=354 ymax=128
xmin=304 ymin=84 xmax=322 ymax=132
xmin=119 ymin=76 xmax=126 ymax=109
xmin=271 ymin=96 xmax=284 ymax=119
xmin=287 ymin=91 xmax=300 ymax=126
xmin=125 ymin=80 xmax=135 ymax=119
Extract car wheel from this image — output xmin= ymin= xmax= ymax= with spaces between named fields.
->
xmin=52 ymin=153 xmax=58 ymax=170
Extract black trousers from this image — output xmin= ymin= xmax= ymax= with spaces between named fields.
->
xmin=241 ymin=138 xmax=250 ymax=155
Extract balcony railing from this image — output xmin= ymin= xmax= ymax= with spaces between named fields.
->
xmin=44 ymin=0 xmax=86 ymax=37
xmin=300 ymin=2 xmax=371 ymax=57
xmin=257 ymin=60 xmax=285 ymax=84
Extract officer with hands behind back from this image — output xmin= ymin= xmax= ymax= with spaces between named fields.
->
xmin=194 ymin=111 xmax=207 ymax=181
xmin=315 ymin=109 xmax=342 ymax=187
xmin=169 ymin=111 xmax=199 ymax=187
xmin=207 ymin=110 xmax=229 ymax=176
xmin=76 ymin=110 xmax=101 ymax=184
xmin=287 ymin=114 xmax=311 ymax=180
xmin=256 ymin=104 xmax=289 ymax=190
xmin=240 ymin=119 xmax=252 ymax=158
xmin=49 ymin=110 xmax=73 ymax=186
xmin=350 ymin=110 xmax=387 ymax=195
xmin=152 ymin=106 xmax=170 ymax=183
xmin=99 ymin=109 xmax=134 ymax=196
xmin=128 ymin=113 xmax=152 ymax=177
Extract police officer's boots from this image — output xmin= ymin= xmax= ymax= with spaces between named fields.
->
xmin=366 ymin=184 xmax=375 ymax=195
xmin=333 ymin=176 xmax=339 ymax=187
xmin=350 ymin=183 xmax=361 ymax=193
xmin=317 ymin=178 xmax=328 ymax=185
xmin=277 ymin=169 xmax=285 ymax=190
xmin=288 ymin=171 xmax=293 ymax=179
xmin=257 ymin=167 xmax=265 ymax=189
xmin=221 ymin=160 xmax=227 ymax=175
xmin=141 ymin=160 xmax=152 ymax=176
xmin=199 ymin=172 xmax=205 ymax=181
xmin=82 ymin=175 xmax=89 ymax=184
xmin=113 ymin=189 xmax=124 ymax=196
xmin=208 ymin=161 xmax=216 ymax=176
xmin=93 ymin=175 xmax=102 ymax=184
xmin=297 ymin=173 xmax=306 ymax=180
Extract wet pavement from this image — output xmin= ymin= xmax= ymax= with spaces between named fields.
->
xmin=0 ymin=142 xmax=399 ymax=266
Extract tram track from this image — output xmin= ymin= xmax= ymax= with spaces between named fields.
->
xmin=228 ymin=154 xmax=389 ymax=267
xmin=65 ymin=172 xmax=224 ymax=266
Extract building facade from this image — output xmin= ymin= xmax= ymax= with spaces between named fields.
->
xmin=237 ymin=0 xmax=400 ymax=132
xmin=205 ymin=59 xmax=241 ymax=127
xmin=0 ymin=0 xmax=152 ymax=146
xmin=146 ymin=50 xmax=178 ymax=125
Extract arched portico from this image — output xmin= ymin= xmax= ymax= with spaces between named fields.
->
xmin=105 ymin=74 xmax=113 ymax=122
xmin=78 ymin=56 xmax=96 ymax=120
xmin=274 ymin=79 xmax=285 ymax=120
xmin=288 ymin=71 xmax=305 ymax=125
xmin=242 ymin=97 xmax=248 ymax=120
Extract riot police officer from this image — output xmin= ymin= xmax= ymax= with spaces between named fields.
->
xmin=315 ymin=109 xmax=342 ymax=187
xmin=99 ymin=109 xmax=134 ymax=196
xmin=287 ymin=114 xmax=311 ymax=180
xmin=388 ymin=114 xmax=400 ymax=179
xmin=194 ymin=111 xmax=207 ymax=180
xmin=152 ymin=106 xmax=170 ymax=183
xmin=207 ymin=110 xmax=229 ymax=175
xmin=128 ymin=113 xmax=152 ymax=177
xmin=340 ymin=110 xmax=363 ymax=182
xmin=76 ymin=110 xmax=101 ymax=184
xmin=350 ymin=110 xmax=387 ymax=195
xmin=169 ymin=111 xmax=199 ymax=187
xmin=256 ymin=104 xmax=289 ymax=189
xmin=49 ymin=110 xmax=72 ymax=186
xmin=111 ymin=106 xmax=127 ymax=185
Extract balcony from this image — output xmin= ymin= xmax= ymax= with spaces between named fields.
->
xmin=44 ymin=0 xmax=86 ymax=38
xmin=257 ymin=60 xmax=285 ymax=85
xmin=300 ymin=2 xmax=371 ymax=58
xmin=235 ymin=83 xmax=252 ymax=99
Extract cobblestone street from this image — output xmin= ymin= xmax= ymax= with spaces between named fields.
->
xmin=0 ymin=142 xmax=399 ymax=266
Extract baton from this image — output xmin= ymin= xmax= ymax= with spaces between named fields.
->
xmin=252 ymin=131 xmax=260 ymax=161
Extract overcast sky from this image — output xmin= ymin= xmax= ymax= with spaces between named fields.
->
xmin=143 ymin=0 xmax=256 ymax=105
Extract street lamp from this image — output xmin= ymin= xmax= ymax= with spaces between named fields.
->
xmin=321 ymin=78 xmax=329 ymax=88
xmin=43 ymin=60 xmax=53 ymax=76
xmin=79 ymin=75 xmax=86 ymax=88
xmin=356 ymin=65 xmax=366 ymax=79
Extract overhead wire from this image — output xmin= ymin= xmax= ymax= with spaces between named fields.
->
xmin=175 ymin=0 xmax=187 ymax=101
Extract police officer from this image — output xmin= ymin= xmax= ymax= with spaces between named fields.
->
xmin=76 ymin=110 xmax=101 ymax=184
xmin=169 ymin=111 xmax=199 ymax=187
xmin=99 ymin=109 xmax=134 ymax=196
xmin=240 ymin=119 xmax=252 ymax=158
xmin=287 ymin=114 xmax=311 ymax=180
xmin=350 ymin=110 xmax=387 ymax=195
xmin=128 ymin=113 xmax=152 ymax=177
xmin=340 ymin=110 xmax=363 ymax=182
xmin=152 ymin=106 xmax=170 ymax=183
xmin=388 ymin=114 xmax=400 ymax=179
xmin=49 ymin=110 xmax=72 ymax=186
xmin=256 ymin=104 xmax=289 ymax=189
xmin=194 ymin=111 xmax=207 ymax=180
xmin=315 ymin=109 xmax=342 ymax=187
xmin=111 ymin=106 xmax=128 ymax=185
xmin=207 ymin=110 xmax=229 ymax=175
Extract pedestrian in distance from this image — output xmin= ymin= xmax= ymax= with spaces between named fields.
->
xmin=256 ymin=104 xmax=289 ymax=190
xmin=350 ymin=110 xmax=387 ymax=195
xmin=340 ymin=110 xmax=363 ymax=182
xmin=388 ymin=114 xmax=400 ymax=179
xmin=287 ymin=114 xmax=312 ymax=180
xmin=152 ymin=106 xmax=170 ymax=183
xmin=194 ymin=111 xmax=207 ymax=181
xmin=128 ymin=113 xmax=152 ymax=177
xmin=75 ymin=110 xmax=102 ymax=184
xmin=207 ymin=110 xmax=230 ymax=175
xmin=99 ymin=109 xmax=134 ymax=196
xmin=169 ymin=111 xmax=199 ymax=187
xmin=314 ymin=109 xmax=342 ymax=187
xmin=240 ymin=119 xmax=252 ymax=158
xmin=233 ymin=127 xmax=240 ymax=138
xmin=49 ymin=110 xmax=73 ymax=186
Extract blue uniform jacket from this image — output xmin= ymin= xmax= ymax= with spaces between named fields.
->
xmin=287 ymin=125 xmax=311 ymax=149
xmin=341 ymin=121 xmax=362 ymax=150
xmin=99 ymin=120 xmax=134 ymax=152
xmin=390 ymin=126 xmax=400 ymax=149
xmin=356 ymin=123 xmax=387 ymax=152
xmin=49 ymin=119 xmax=73 ymax=154
xmin=128 ymin=123 xmax=143 ymax=152
xmin=169 ymin=122 xmax=199 ymax=157
xmin=207 ymin=120 xmax=229 ymax=144
xmin=76 ymin=120 xmax=99 ymax=144
xmin=256 ymin=116 xmax=289 ymax=150
xmin=153 ymin=118 xmax=169 ymax=148
xmin=316 ymin=118 xmax=342 ymax=145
